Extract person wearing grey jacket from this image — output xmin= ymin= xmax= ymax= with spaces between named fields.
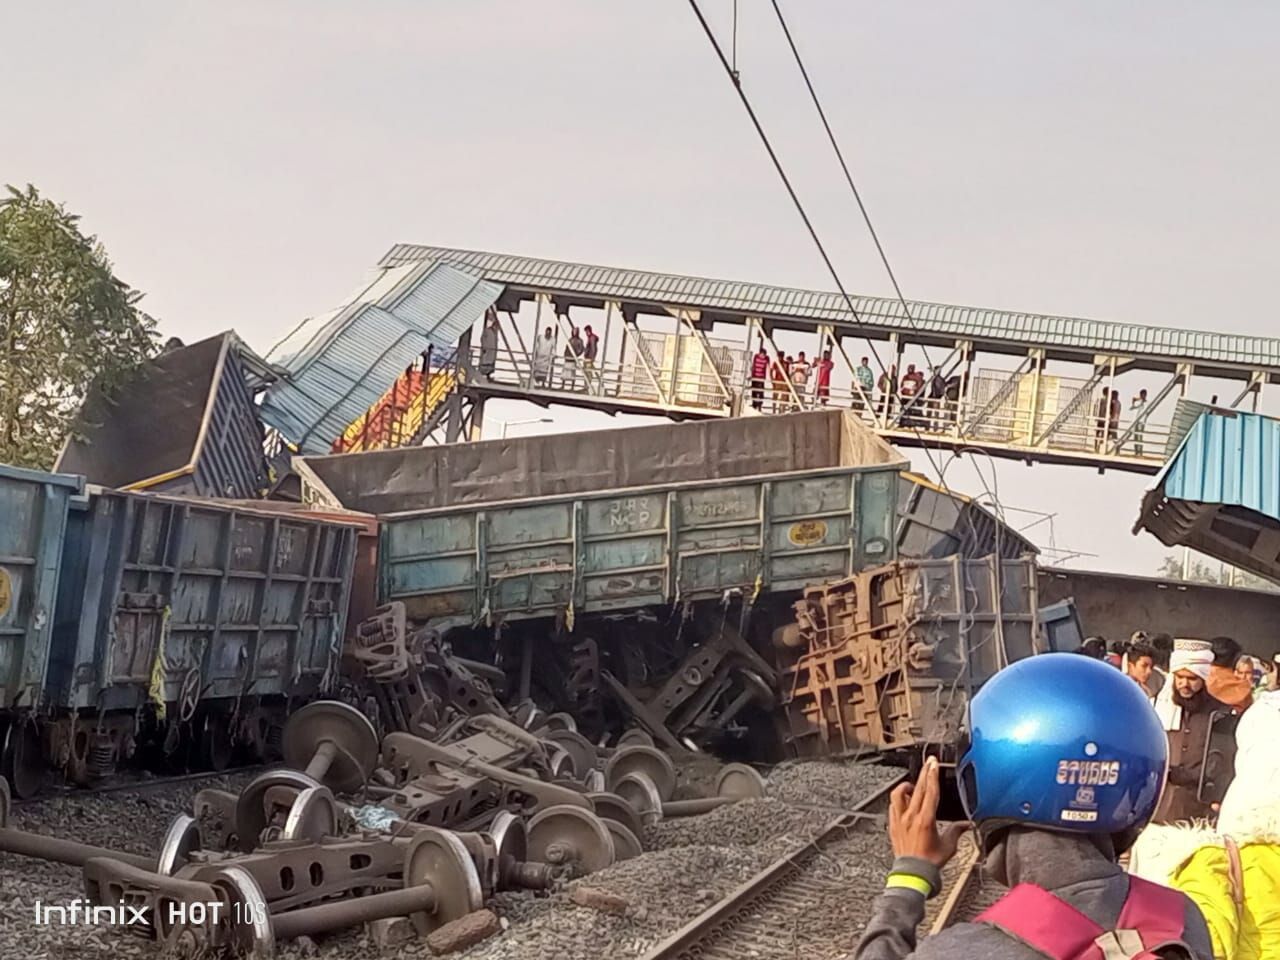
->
xmin=852 ymin=655 xmax=1213 ymax=960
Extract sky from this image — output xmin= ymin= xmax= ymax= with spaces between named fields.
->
xmin=6 ymin=1 xmax=1280 ymax=576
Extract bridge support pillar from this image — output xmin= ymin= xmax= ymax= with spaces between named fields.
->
xmin=469 ymin=396 xmax=486 ymax=442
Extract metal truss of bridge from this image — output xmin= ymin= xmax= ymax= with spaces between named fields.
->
xmin=301 ymin=244 xmax=1280 ymax=474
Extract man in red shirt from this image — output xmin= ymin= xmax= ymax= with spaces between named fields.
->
xmin=816 ymin=349 xmax=834 ymax=405
xmin=749 ymin=344 xmax=769 ymax=411
xmin=899 ymin=363 xmax=925 ymax=425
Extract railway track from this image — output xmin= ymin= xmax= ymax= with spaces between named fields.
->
xmin=640 ymin=772 xmax=1014 ymax=960
xmin=639 ymin=772 xmax=906 ymax=960
xmin=925 ymin=835 xmax=1003 ymax=932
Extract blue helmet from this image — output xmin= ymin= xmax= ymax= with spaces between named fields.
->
xmin=957 ymin=653 xmax=1167 ymax=842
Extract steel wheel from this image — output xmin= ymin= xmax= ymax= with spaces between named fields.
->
xmin=586 ymin=791 xmax=645 ymax=840
xmin=544 ymin=729 xmax=598 ymax=781
xmin=2 ymin=716 xmax=46 ymax=799
xmin=234 ymin=769 xmax=322 ymax=852
xmin=605 ymin=819 xmax=643 ymax=861
xmin=404 ymin=828 xmax=485 ymax=934
xmin=527 ymin=804 xmax=615 ymax=877
xmin=157 ymin=813 xmax=201 ymax=877
xmin=282 ymin=700 xmax=378 ymax=793
xmin=536 ymin=712 xmax=578 ymax=734
xmin=208 ymin=865 xmax=274 ymax=956
xmin=617 ymin=728 xmax=654 ymax=748
xmin=281 ymin=785 xmax=339 ymax=843
xmin=715 ymin=763 xmax=767 ymax=800
xmin=199 ymin=712 xmax=234 ymax=772
xmin=489 ymin=810 xmax=527 ymax=865
xmin=604 ymin=745 xmax=676 ymax=801
xmin=614 ymin=772 xmax=663 ymax=826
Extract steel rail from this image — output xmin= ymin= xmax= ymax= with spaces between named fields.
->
xmin=639 ymin=770 xmax=906 ymax=960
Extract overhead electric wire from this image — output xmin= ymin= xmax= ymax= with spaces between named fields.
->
xmin=768 ymin=0 xmax=926 ymax=347
xmin=686 ymin=0 xmax=956 ymax=486
xmin=767 ymin=0 xmax=969 ymax=482
xmin=684 ymin=0 xmax=895 ymax=386
xmin=688 ymin=0 xmax=1004 ymax=720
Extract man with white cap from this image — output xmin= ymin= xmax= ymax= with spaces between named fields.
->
xmin=1154 ymin=639 xmax=1227 ymax=823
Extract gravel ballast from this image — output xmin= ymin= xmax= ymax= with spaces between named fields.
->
xmin=765 ymin=760 xmax=903 ymax=809
xmin=0 ymin=761 xmax=901 ymax=960
xmin=0 ymin=773 xmax=253 ymax=960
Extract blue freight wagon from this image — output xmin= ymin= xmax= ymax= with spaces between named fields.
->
xmin=40 ymin=486 xmax=362 ymax=785
xmin=296 ymin=411 xmax=910 ymax=629
xmin=0 ymin=465 xmax=83 ymax=794
xmin=0 ymin=470 xmax=364 ymax=794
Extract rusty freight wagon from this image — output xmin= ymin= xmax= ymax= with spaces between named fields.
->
xmin=36 ymin=487 xmax=363 ymax=789
xmin=296 ymin=412 xmax=914 ymax=749
xmin=297 ymin=411 xmax=909 ymax=627
xmin=0 ymin=465 xmax=83 ymax=795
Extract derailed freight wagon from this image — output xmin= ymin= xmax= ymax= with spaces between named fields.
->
xmin=776 ymin=555 xmax=1042 ymax=760
xmin=299 ymin=411 xmax=1043 ymax=756
xmin=299 ymin=411 xmax=907 ymax=625
xmin=0 ymin=465 xmax=83 ymax=794
xmin=21 ymin=486 xmax=363 ymax=792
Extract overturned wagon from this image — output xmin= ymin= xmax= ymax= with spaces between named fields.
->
xmin=299 ymin=412 xmax=906 ymax=749
xmin=776 ymin=555 xmax=1042 ymax=760
xmin=300 ymin=411 xmax=1040 ymax=757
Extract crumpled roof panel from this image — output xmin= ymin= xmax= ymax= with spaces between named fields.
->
xmin=1135 ymin=408 xmax=1280 ymax=585
xmin=259 ymin=260 xmax=501 ymax=453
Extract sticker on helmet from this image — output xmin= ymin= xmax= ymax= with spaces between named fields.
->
xmin=1060 ymin=809 xmax=1099 ymax=822
xmin=1055 ymin=759 xmax=1120 ymax=787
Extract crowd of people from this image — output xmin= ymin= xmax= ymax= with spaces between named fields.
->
xmin=748 ymin=342 xmax=962 ymax=424
xmin=850 ymin=640 xmax=1279 ymax=960
xmin=1074 ymin=632 xmax=1275 ymax=824
xmin=481 ymin=324 xmax=1164 ymax=456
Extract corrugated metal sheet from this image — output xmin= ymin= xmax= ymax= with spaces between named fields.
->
xmin=1159 ymin=409 xmax=1280 ymax=520
xmin=380 ymin=244 xmax=1280 ymax=371
xmin=1135 ymin=409 xmax=1280 ymax=585
xmin=259 ymin=261 xmax=501 ymax=453
xmin=55 ymin=333 xmax=268 ymax=499
xmin=1163 ymin=398 xmax=1212 ymax=460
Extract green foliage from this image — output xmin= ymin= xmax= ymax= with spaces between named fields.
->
xmin=0 ymin=185 xmax=157 ymax=468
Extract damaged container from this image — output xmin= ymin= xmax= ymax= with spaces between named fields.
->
xmin=0 ymin=465 xmax=83 ymax=711
xmin=54 ymin=333 xmax=269 ymax=500
xmin=777 ymin=555 xmax=1043 ymax=759
xmin=48 ymin=488 xmax=362 ymax=715
xmin=896 ymin=472 xmax=1038 ymax=560
xmin=296 ymin=410 xmax=909 ymax=627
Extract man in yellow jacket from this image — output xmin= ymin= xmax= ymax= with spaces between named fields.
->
xmin=1129 ymin=691 xmax=1280 ymax=959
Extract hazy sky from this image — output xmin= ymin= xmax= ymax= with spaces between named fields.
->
xmin=7 ymin=1 xmax=1280 ymax=575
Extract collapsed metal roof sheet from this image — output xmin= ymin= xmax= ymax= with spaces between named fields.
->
xmin=259 ymin=260 xmax=501 ymax=454
xmin=1163 ymin=398 xmax=1213 ymax=460
xmin=381 ymin=243 xmax=1280 ymax=372
xmin=1135 ymin=408 xmax=1280 ymax=583
xmin=56 ymin=332 xmax=268 ymax=498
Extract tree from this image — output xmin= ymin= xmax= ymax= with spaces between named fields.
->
xmin=0 ymin=185 xmax=157 ymax=468
xmin=1157 ymin=553 xmax=1278 ymax=592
